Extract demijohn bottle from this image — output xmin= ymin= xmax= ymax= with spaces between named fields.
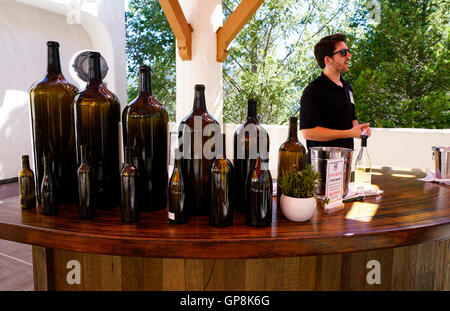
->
xmin=41 ymin=155 xmax=58 ymax=215
xmin=120 ymin=147 xmax=139 ymax=223
xmin=355 ymin=134 xmax=371 ymax=190
xmin=77 ymin=145 xmax=94 ymax=219
xmin=210 ymin=133 xmax=234 ymax=226
xmin=277 ymin=117 xmax=306 ymax=204
xmin=73 ymin=52 xmax=121 ymax=208
xmin=179 ymin=84 xmax=220 ymax=216
xmin=246 ymin=156 xmax=273 ymax=227
xmin=122 ymin=65 xmax=169 ymax=211
xmin=233 ymin=99 xmax=269 ymax=213
xmin=29 ymin=41 xmax=79 ymax=204
xmin=19 ymin=155 xmax=36 ymax=210
xmin=168 ymin=148 xmax=187 ymax=224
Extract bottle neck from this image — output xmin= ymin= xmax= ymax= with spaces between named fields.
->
xmin=288 ymin=118 xmax=298 ymax=140
xmin=247 ymin=101 xmax=257 ymax=122
xmin=124 ymin=148 xmax=133 ymax=166
xmin=88 ymin=54 xmax=102 ymax=84
xmin=22 ymin=157 xmax=30 ymax=170
xmin=193 ymin=89 xmax=207 ymax=110
xmin=80 ymin=146 xmax=88 ymax=164
xmin=47 ymin=45 xmax=62 ymax=76
xmin=43 ymin=158 xmax=50 ymax=174
xmin=138 ymin=69 xmax=152 ymax=95
xmin=360 ymin=135 xmax=368 ymax=148
xmin=217 ymin=134 xmax=226 ymax=158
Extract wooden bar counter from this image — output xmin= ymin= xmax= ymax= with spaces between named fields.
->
xmin=0 ymin=168 xmax=449 ymax=290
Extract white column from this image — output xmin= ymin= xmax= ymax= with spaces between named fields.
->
xmin=176 ymin=0 xmax=223 ymax=127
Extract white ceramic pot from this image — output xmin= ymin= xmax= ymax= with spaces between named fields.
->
xmin=280 ymin=194 xmax=316 ymax=222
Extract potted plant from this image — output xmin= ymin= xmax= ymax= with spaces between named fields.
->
xmin=278 ymin=164 xmax=321 ymax=222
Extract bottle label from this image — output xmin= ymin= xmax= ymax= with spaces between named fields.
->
xmin=168 ymin=211 xmax=175 ymax=220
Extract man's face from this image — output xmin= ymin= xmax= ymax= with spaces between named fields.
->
xmin=326 ymin=41 xmax=351 ymax=73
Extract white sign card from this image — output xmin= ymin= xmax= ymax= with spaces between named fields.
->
xmin=324 ymin=157 xmax=345 ymax=214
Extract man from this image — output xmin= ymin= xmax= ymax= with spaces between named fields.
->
xmin=300 ymin=33 xmax=371 ymax=150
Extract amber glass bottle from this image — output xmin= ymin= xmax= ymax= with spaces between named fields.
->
xmin=179 ymin=84 xmax=219 ymax=216
xmin=41 ymin=156 xmax=58 ymax=215
xmin=74 ymin=52 xmax=121 ymax=209
xmin=122 ymin=65 xmax=168 ymax=211
xmin=19 ymin=155 xmax=36 ymax=210
xmin=210 ymin=134 xmax=234 ymax=227
xmin=233 ymin=99 xmax=269 ymax=213
xmin=29 ymin=41 xmax=78 ymax=204
xmin=168 ymin=149 xmax=187 ymax=224
xmin=120 ymin=147 xmax=139 ymax=223
xmin=77 ymin=145 xmax=95 ymax=219
xmin=246 ymin=156 xmax=273 ymax=227
xmin=277 ymin=117 xmax=306 ymax=204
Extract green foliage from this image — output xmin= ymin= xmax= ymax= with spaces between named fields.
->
xmin=223 ymin=0 xmax=356 ymax=125
xmin=347 ymin=0 xmax=450 ymax=128
xmin=279 ymin=164 xmax=320 ymax=198
xmin=126 ymin=0 xmax=176 ymax=121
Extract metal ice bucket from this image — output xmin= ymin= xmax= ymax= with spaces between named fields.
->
xmin=432 ymin=146 xmax=450 ymax=179
xmin=310 ymin=147 xmax=353 ymax=196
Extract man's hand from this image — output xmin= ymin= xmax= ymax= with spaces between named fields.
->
xmin=301 ymin=122 xmax=371 ymax=141
xmin=349 ymin=123 xmax=371 ymax=138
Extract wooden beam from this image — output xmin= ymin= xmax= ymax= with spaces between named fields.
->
xmin=216 ymin=0 xmax=264 ymax=62
xmin=159 ymin=0 xmax=193 ymax=60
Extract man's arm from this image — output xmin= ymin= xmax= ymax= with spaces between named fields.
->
xmin=301 ymin=123 xmax=371 ymax=141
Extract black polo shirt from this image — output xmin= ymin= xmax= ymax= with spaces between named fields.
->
xmin=299 ymin=72 xmax=356 ymax=150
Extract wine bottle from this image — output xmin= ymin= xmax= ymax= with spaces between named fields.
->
xmin=29 ymin=41 xmax=78 ymax=204
xmin=233 ymin=99 xmax=269 ymax=213
xmin=41 ymin=155 xmax=58 ymax=215
xmin=178 ymin=84 xmax=220 ymax=216
xmin=120 ymin=147 xmax=139 ymax=223
xmin=122 ymin=65 xmax=169 ymax=211
xmin=355 ymin=134 xmax=371 ymax=190
xmin=168 ymin=148 xmax=188 ymax=224
xmin=210 ymin=133 xmax=234 ymax=227
xmin=73 ymin=52 xmax=121 ymax=208
xmin=77 ymin=145 xmax=94 ymax=219
xmin=277 ymin=117 xmax=306 ymax=204
xmin=245 ymin=156 xmax=273 ymax=227
xmin=19 ymin=155 xmax=36 ymax=210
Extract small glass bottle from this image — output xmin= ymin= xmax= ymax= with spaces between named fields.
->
xmin=41 ymin=155 xmax=58 ymax=215
xmin=120 ymin=147 xmax=139 ymax=223
xmin=245 ymin=156 xmax=273 ymax=227
xmin=168 ymin=148 xmax=188 ymax=224
xmin=19 ymin=155 xmax=36 ymax=210
xmin=77 ymin=145 xmax=95 ymax=219
xmin=210 ymin=133 xmax=234 ymax=227
xmin=355 ymin=134 xmax=371 ymax=190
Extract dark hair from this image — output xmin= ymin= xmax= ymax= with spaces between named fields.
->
xmin=314 ymin=33 xmax=347 ymax=69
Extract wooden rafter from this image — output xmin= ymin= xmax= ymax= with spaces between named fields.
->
xmin=216 ymin=0 xmax=264 ymax=62
xmin=158 ymin=0 xmax=193 ymax=60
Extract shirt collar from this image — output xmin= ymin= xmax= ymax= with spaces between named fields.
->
xmin=319 ymin=72 xmax=349 ymax=89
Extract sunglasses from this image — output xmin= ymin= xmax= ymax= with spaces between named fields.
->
xmin=331 ymin=48 xmax=350 ymax=57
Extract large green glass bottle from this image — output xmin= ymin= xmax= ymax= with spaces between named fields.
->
xmin=179 ymin=84 xmax=220 ymax=216
xmin=29 ymin=41 xmax=78 ymax=204
xmin=122 ymin=65 xmax=168 ymax=211
xmin=277 ymin=117 xmax=306 ymax=204
xmin=73 ymin=52 xmax=121 ymax=208
xmin=233 ymin=99 xmax=269 ymax=213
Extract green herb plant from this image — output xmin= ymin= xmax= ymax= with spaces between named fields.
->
xmin=279 ymin=164 xmax=321 ymax=199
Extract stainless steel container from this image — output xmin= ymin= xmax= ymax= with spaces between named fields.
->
xmin=432 ymin=146 xmax=450 ymax=179
xmin=310 ymin=147 xmax=353 ymax=196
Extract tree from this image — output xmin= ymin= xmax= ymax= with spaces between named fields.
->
xmin=223 ymin=0 xmax=356 ymax=124
xmin=126 ymin=0 xmax=176 ymax=121
xmin=347 ymin=0 xmax=450 ymax=128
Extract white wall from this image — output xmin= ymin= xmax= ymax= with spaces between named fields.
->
xmin=0 ymin=0 xmax=126 ymax=180
xmin=0 ymin=0 xmax=93 ymax=180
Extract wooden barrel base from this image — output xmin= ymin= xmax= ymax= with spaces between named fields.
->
xmin=32 ymin=239 xmax=449 ymax=291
